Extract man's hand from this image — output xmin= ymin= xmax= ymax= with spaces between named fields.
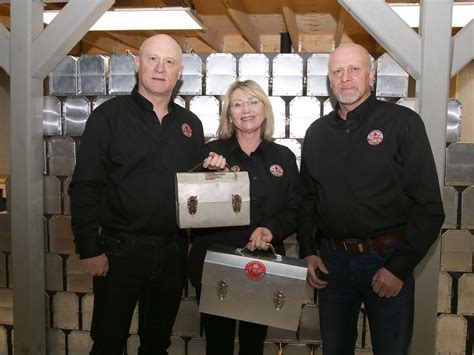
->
xmin=80 ymin=254 xmax=109 ymax=277
xmin=203 ymin=152 xmax=226 ymax=170
xmin=372 ymin=267 xmax=403 ymax=298
xmin=305 ymin=255 xmax=329 ymax=289
xmin=247 ymin=227 xmax=273 ymax=251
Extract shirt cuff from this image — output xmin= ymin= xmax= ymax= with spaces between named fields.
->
xmin=383 ymin=251 xmax=414 ymax=281
xmin=75 ymin=237 xmax=102 ymax=259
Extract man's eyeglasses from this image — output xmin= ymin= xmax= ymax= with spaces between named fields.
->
xmin=230 ymin=98 xmax=261 ymax=110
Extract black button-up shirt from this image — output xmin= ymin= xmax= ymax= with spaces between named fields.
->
xmin=188 ymin=136 xmax=301 ymax=287
xmin=69 ymin=87 xmax=204 ymax=259
xmin=298 ymin=94 xmax=444 ymax=280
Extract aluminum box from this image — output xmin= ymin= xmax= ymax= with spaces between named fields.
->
xmin=49 ymin=56 xmax=78 ymax=96
xmin=306 ymin=53 xmax=330 ymax=97
xmin=238 ymin=53 xmax=270 ymax=94
xmin=77 ymin=55 xmax=108 ymax=95
xmin=272 ymin=54 xmax=303 ymax=96
xmin=269 ymin=96 xmax=287 ymax=138
xmin=445 ymin=143 xmax=474 ymax=186
xmin=375 ymin=53 xmax=408 ymax=98
xmin=461 ymin=186 xmax=474 ymax=229
xmin=179 ymin=53 xmax=203 ymax=95
xmin=176 ymin=171 xmax=250 ymax=228
xmin=289 ymin=96 xmax=320 ymax=139
xmin=206 ymin=53 xmax=237 ymax=95
xmin=108 ymin=53 xmax=136 ymax=95
xmin=63 ymin=97 xmax=91 ymax=136
xmin=200 ymin=244 xmax=307 ymax=331
xmin=189 ymin=96 xmax=220 ymax=138
xmin=47 ymin=137 xmax=76 ymax=176
xmin=43 ymin=96 xmax=62 ymax=136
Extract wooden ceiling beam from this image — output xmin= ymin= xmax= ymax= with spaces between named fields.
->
xmin=280 ymin=0 xmax=299 ymax=52
xmin=81 ymin=32 xmax=133 ymax=54
xmin=0 ymin=3 xmax=8 ymax=28
xmin=221 ymin=0 xmax=261 ymax=52
xmin=195 ymin=16 xmax=224 ymax=52
xmin=0 ymin=15 xmax=8 ymax=29
xmin=105 ymin=31 xmax=144 ymax=52
xmin=333 ymin=7 xmax=347 ymax=48
xmin=69 ymin=41 xmax=101 ymax=56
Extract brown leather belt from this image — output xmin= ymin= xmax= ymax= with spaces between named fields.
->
xmin=102 ymin=228 xmax=177 ymax=247
xmin=334 ymin=229 xmax=405 ymax=253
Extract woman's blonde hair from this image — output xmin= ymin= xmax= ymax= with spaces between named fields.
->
xmin=217 ymin=80 xmax=274 ymax=140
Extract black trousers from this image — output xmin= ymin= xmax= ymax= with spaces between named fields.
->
xmin=89 ymin=234 xmax=187 ymax=355
xmin=201 ymin=313 xmax=268 ymax=355
xmin=196 ymin=288 xmax=268 ymax=355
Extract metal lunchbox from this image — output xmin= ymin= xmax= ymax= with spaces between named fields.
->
xmin=199 ymin=244 xmax=308 ymax=331
xmin=176 ymin=171 xmax=250 ymax=228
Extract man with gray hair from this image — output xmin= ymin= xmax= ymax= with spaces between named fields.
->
xmin=70 ymin=34 xmax=224 ymax=354
xmin=298 ymin=43 xmax=444 ymax=354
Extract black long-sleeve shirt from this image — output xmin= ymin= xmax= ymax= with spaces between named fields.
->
xmin=187 ymin=136 xmax=301 ymax=287
xmin=69 ymin=87 xmax=204 ymax=259
xmin=297 ymin=94 xmax=444 ymax=281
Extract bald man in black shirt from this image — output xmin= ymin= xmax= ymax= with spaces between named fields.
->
xmin=69 ymin=34 xmax=224 ymax=354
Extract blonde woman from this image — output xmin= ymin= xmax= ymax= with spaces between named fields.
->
xmin=188 ymin=80 xmax=301 ymax=355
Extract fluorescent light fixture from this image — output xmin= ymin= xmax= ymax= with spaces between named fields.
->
xmin=389 ymin=3 xmax=474 ymax=27
xmin=43 ymin=7 xmax=204 ymax=31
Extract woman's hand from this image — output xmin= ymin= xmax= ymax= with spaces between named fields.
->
xmin=202 ymin=151 xmax=226 ymax=170
xmin=247 ymin=227 xmax=273 ymax=251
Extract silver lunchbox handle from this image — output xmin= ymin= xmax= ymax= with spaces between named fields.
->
xmin=235 ymin=243 xmax=282 ymax=262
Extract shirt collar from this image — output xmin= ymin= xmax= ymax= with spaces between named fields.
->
xmin=131 ymin=85 xmax=176 ymax=114
xmin=331 ymin=93 xmax=377 ymax=127
xmin=222 ymin=135 xmax=269 ymax=158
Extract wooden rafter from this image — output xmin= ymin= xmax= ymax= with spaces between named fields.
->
xmin=0 ymin=2 xmax=8 ymax=28
xmin=106 ymin=31 xmax=144 ymax=52
xmin=333 ymin=6 xmax=348 ymax=47
xmin=221 ymin=0 xmax=261 ymax=52
xmin=0 ymin=15 xmax=8 ymax=29
xmin=280 ymin=0 xmax=299 ymax=52
xmin=81 ymin=32 xmax=134 ymax=54
xmin=195 ymin=15 xmax=224 ymax=52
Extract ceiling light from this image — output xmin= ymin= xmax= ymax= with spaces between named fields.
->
xmin=43 ymin=7 xmax=204 ymax=31
xmin=389 ymin=3 xmax=474 ymax=27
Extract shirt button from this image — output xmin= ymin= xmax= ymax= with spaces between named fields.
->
xmin=345 ymin=129 xmax=350 ymax=133
xmin=253 ymin=176 xmax=258 ymax=180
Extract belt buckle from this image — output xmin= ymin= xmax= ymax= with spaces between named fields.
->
xmin=342 ymin=240 xmax=349 ymax=251
xmin=343 ymin=239 xmax=365 ymax=252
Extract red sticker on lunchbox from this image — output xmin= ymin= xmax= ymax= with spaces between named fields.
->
xmin=244 ymin=260 xmax=266 ymax=281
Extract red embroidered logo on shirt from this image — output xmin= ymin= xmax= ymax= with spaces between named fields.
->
xmin=269 ymin=164 xmax=284 ymax=177
xmin=182 ymin=123 xmax=192 ymax=138
xmin=244 ymin=260 xmax=266 ymax=281
xmin=367 ymin=130 xmax=383 ymax=146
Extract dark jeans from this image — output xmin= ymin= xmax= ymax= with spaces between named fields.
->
xmin=89 ymin=234 xmax=187 ymax=355
xmin=318 ymin=239 xmax=414 ymax=355
xmin=195 ymin=288 xmax=268 ymax=355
